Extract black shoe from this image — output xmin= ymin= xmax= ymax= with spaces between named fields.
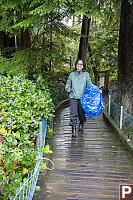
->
xmin=72 ymin=126 xmax=76 ymax=137
xmin=79 ymin=123 xmax=83 ymax=131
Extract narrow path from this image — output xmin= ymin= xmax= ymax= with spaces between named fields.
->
xmin=35 ymin=107 xmax=133 ymax=200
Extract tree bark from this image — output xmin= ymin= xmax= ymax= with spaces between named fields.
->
xmin=16 ymin=28 xmax=31 ymax=49
xmin=0 ymin=31 xmax=15 ymax=56
xmin=49 ymin=25 xmax=52 ymax=71
xmin=0 ymin=32 xmax=5 ymax=54
xmin=0 ymin=31 xmax=15 ymax=49
xmin=118 ymin=0 xmax=133 ymax=114
xmin=78 ymin=15 xmax=91 ymax=60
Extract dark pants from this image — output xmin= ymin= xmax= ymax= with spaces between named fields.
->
xmin=69 ymin=98 xmax=85 ymax=127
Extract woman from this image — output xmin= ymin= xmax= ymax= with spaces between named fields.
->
xmin=65 ymin=58 xmax=91 ymax=137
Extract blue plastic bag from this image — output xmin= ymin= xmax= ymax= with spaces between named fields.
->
xmin=80 ymin=83 xmax=105 ymax=118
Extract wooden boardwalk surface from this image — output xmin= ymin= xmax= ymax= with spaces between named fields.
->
xmin=34 ymin=106 xmax=133 ymax=200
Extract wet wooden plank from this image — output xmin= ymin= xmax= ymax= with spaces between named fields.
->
xmin=34 ymin=107 xmax=133 ymax=200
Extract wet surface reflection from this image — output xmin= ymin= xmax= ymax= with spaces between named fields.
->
xmin=34 ymin=107 xmax=133 ymax=200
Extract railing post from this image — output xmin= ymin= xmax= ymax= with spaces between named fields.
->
xmin=104 ymin=70 xmax=109 ymax=92
xmin=120 ymin=105 xmax=123 ymax=129
xmin=93 ymin=67 xmax=99 ymax=86
xmin=70 ymin=56 xmax=72 ymax=69
xmin=108 ymin=95 xmax=111 ymax=116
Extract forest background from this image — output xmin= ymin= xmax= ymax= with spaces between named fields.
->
xmin=0 ymin=0 xmax=133 ymax=199
xmin=0 ymin=0 xmax=133 ymax=114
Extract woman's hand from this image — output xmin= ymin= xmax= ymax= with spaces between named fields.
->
xmin=66 ymin=86 xmax=71 ymax=92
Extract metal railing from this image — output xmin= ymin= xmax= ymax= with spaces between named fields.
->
xmin=107 ymin=95 xmax=133 ymax=140
xmin=10 ymin=118 xmax=54 ymax=200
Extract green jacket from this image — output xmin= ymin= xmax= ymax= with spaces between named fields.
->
xmin=65 ymin=71 xmax=91 ymax=99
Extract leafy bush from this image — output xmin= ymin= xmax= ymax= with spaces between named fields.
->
xmin=41 ymin=71 xmax=69 ymax=105
xmin=50 ymin=82 xmax=69 ymax=105
xmin=0 ymin=75 xmax=54 ymax=199
xmin=0 ymin=50 xmax=37 ymax=76
xmin=33 ymin=72 xmax=69 ymax=106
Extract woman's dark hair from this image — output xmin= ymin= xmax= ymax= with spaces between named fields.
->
xmin=74 ymin=58 xmax=86 ymax=71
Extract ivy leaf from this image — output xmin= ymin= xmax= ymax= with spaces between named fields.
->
xmin=41 ymin=144 xmax=53 ymax=154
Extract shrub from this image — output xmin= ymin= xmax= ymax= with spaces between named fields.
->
xmin=0 ymin=75 xmax=54 ymax=199
xmin=33 ymin=72 xmax=69 ymax=106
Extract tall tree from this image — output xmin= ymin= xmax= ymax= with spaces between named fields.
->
xmin=16 ymin=29 xmax=31 ymax=49
xmin=118 ymin=0 xmax=133 ymax=114
xmin=0 ymin=31 xmax=15 ymax=56
xmin=78 ymin=15 xmax=91 ymax=60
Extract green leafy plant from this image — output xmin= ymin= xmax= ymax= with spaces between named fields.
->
xmin=0 ymin=74 xmax=54 ymax=199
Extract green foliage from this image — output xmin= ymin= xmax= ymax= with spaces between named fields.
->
xmin=51 ymin=83 xmax=69 ymax=105
xmin=0 ymin=75 xmax=54 ymax=199
xmin=0 ymin=50 xmax=31 ymax=75
xmin=34 ymin=71 xmax=69 ymax=106
xmin=86 ymin=0 xmax=120 ymax=80
xmin=128 ymin=0 xmax=133 ymax=5
xmin=0 ymin=0 xmax=104 ymax=76
xmin=0 ymin=0 xmax=106 ymax=34
xmin=0 ymin=52 xmax=70 ymax=106
xmin=0 ymin=22 xmax=79 ymax=75
xmin=0 ymin=0 xmax=125 ymax=198
xmin=41 ymin=144 xmax=53 ymax=154
xmin=0 ymin=74 xmax=54 ymax=122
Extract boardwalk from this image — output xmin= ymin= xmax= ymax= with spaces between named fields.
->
xmin=34 ymin=106 xmax=133 ymax=200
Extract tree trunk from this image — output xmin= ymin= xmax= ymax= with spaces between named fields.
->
xmin=72 ymin=15 xmax=75 ymax=26
xmin=0 ymin=31 xmax=15 ymax=56
xmin=49 ymin=28 xmax=52 ymax=71
xmin=78 ymin=15 xmax=91 ymax=60
xmin=16 ymin=28 xmax=31 ymax=49
xmin=118 ymin=0 xmax=133 ymax=114
xmin=0 ymin=31 xmax=15 ymax=49
xmin=0 ymin=32 xmax=5 ymax=54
